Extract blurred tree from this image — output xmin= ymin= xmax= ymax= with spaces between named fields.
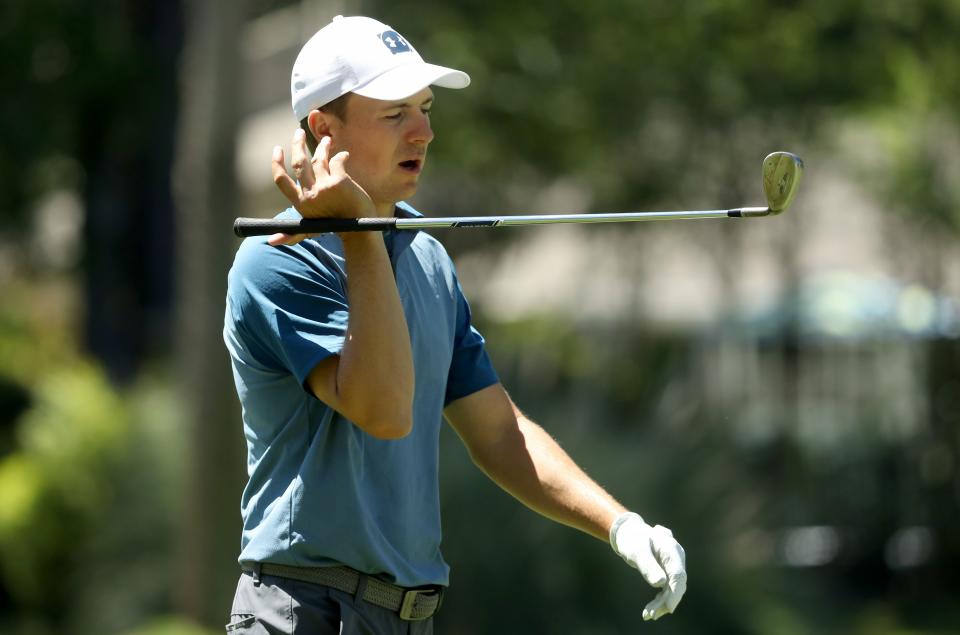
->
xmin=170 ymin=0 xmax=248 ymax=626
xmin=3 ymin=0 xmax=957 ymax=368
xmin=0 ymin=0 xmax=182 ymax=383
xmin=0 ymin=287 xmax=220 ymax=633
xmin=1 ymin=0 xmax=958 ymax=631
xmin=356 ymin=4 xmax=960 ymax=633
xmin=0 ymin=362 xmax=130 ymax=631
xmin=366 ymin=0 xmax=960 ymax=249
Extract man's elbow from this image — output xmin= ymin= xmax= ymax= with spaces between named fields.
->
xmin=466 ymin=420 xmax=527 ymax=478
xmin=360 ymin=412 xmax=413 ymax=440
xmin=336 ymin=384 xmax=414 ymax=439
xmin=346 ymin=396 xmax=413 ymax=439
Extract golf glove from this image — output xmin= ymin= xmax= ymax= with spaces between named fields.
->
xmin=610 ymin=511 xmax=687 ymax=620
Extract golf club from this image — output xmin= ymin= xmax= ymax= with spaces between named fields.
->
xmin=233 ymin=151 xmax=803 ymax=237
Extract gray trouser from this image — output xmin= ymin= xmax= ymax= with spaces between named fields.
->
xmin=226 ymin=572 xmax=435 ymax=635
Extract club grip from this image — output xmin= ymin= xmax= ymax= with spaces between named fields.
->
xmin=233 ymin=217 xmax=398 ymax=237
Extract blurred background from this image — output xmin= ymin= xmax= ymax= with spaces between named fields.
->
xmin=1 ymin=0 xmax=958 ymax=633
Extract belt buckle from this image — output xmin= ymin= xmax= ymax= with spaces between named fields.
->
xmin=399 ymin=588 xmax=439 ymax=621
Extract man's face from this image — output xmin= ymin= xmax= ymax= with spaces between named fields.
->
xmin=326 ymin=88 xmax=435 ymax=214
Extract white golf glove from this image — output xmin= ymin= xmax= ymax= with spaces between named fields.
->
xmin=610 ymin=511 xmax=687 ymax=621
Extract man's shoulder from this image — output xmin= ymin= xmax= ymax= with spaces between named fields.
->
xmin=408 ymin=231 xmax=459 ymax=280
xmin=410 ymin=228 xmax=448 ymax=254
xmin=395 ymin=201 xmax=456 ymax=264
xmin=229 ymin=209 xmax=344 ymax=293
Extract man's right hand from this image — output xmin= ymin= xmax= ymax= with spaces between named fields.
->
xmin=268 ymin=129 xmax=376 ymax=246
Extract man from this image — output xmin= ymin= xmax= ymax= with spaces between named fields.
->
xmin=224 ymin=15 xmax=686 ymax=634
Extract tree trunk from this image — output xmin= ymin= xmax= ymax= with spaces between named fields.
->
xmin=172 ymin=0 xmax=248 ymax=624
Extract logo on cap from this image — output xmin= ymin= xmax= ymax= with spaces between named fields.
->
xmin=379 ymin=31 xmax=411 ymax=54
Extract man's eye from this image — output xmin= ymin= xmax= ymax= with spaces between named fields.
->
xmin=421 ymin=108 xmax=432 ymax=116
xmin=385 ymin=112 xmax=403 ymax=120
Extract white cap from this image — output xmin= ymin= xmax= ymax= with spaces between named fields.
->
xmin=291 ymin=15 xmax=471 ymax=121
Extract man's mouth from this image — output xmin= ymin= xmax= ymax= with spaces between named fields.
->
xmin=398 ymin=159 xmax=422 ymax=173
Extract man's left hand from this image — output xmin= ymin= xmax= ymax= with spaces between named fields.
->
xmin=610 ymin=512 xmax=687 ymax=621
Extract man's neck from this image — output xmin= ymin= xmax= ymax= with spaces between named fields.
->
xmin=374 ymin=202 xmax=397 ymax=218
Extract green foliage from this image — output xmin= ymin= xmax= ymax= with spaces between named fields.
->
xmin=0 ymin=278 xmax=127 ymax=616
xmin=0 ymin=282 xmax=76 ymax=385
xmin=0 ymin=362 xmax=127 ymax=609
xmin=0 ymin=0 xmax=167 ymax=226
xmin=11 ymin=0 xmax=958 ymax=232
xmin=2 ymin=1 xmax=959 ymax=632
xmin=120 ymin=616 xmax=220 ymax=635
xmin=367 ymin=0 xmax=960 ymax=249
xmin=0 ymin=281 xmax=185 ymax=634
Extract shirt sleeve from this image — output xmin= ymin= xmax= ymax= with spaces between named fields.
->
xmin=444 ymin=277 xmax=499 ymax=405
xmin=228 ymin=238 xmax=349 ymax=389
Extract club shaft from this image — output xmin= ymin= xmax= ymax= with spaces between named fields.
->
xmin=233 ymin=207 xmax=771 ymax=237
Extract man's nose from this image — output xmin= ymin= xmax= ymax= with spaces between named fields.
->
xmin=408 ymin=111 xmax=434 ymax=145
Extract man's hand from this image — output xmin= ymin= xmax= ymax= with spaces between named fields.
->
xmin=268 ymin=129 xmax=376 ymax=246
xmin=610 ymin=512 xmax=687 ymax=621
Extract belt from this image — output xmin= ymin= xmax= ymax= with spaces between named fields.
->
xmin=243 ymin=562 xmax=443 ymax=621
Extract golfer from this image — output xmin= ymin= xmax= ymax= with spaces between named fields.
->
xmin=224 ymin=15 xmax=686 ymax=634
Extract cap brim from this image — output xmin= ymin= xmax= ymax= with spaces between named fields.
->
xmin=353 ymin=62 xmax=470 ymax=101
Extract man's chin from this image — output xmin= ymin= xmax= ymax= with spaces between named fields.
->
xmin=393 ymin=182 xmax=420 ymax=203
xmin=355 ymin=173 xmax=418 ymax=210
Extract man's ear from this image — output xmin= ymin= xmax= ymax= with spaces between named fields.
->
xmin=307 ymin=109 xmax=335 ymax=145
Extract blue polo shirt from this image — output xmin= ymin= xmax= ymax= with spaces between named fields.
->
xmin=223 ymin=202 xmax=498 ymax=588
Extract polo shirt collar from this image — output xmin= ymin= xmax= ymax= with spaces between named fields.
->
xmin=386 ymin=202 xmax=422 ymax=265
xmin=394 ymin=201 xmax=424 ymax=219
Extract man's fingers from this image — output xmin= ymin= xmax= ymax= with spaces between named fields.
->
xmin=652 ymin=525 xmax=686 ymax=579
xmin=665 ymin=572 xmax=687 ymax=613
xmin=650 ymin=525 xmax=687 ymax=614
xmin=267 ymin=232 xmax=295 ymax=246
xmin=267 ymin=232 xmax=318 ymax=247
xmin=271 ymin=146 xmax=302 ymax=203
xmin=631 ymin=547 xmax=668 ymax=588
xmin=642 ymin=590 xmax=672 ymax=621
xmin=328 ymin=150 xmax=351 ymax=179
xmin=315 ymin=135 xmax=331 ymax=175
xmin=642 ymin=576 xmax=685 ymax=621
xmin=290 ymin=128 xmax=315 ymax=190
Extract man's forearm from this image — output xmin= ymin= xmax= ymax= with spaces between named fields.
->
xmin=334 ymin=233 xmax=414 ymax=435
xmin=446 ymin=385 xmax=687 ymax=619
xmin=477 ymin=409 xmax=626 ymax=542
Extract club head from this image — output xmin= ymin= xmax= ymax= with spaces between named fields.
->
xmin=762 ymin=151 xmax=804 ymax=214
